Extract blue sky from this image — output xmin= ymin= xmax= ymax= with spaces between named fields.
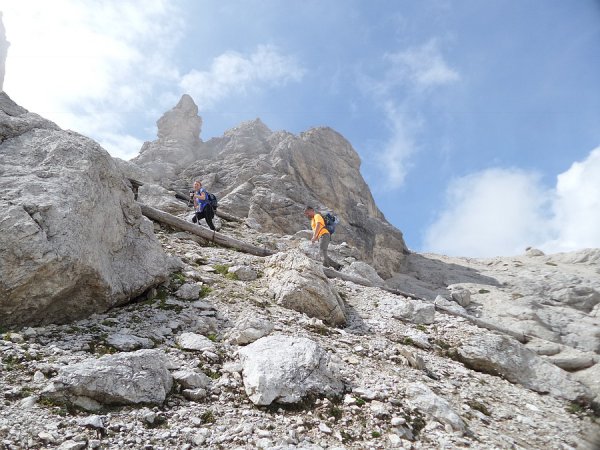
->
xmin=2 ymin=0 xmax=599 ymax=257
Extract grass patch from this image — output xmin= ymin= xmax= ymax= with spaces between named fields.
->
xmin=87 ymin=337 xmax=117 ymax=356
xmin=2 ymin=355 xmax=24 ymax=371
xmin=433 ymin=339 xmax=451 ymax=350
xmin=199 ymin=285 xmax=213 ymax=298
xmin=213 ymin=264 xmax=230 ymax=276
xmin=354 ymin=397 xmax=366 ymax=407
xmin=371 ymin=431 xmax=381 ymax=438
xmin=170 ymin=271 xmax=186 ymax=286
xmin=478 ymin=289 xmax=490 ymax=294
xmin=38 ymin=397 xmax=72 ymax=416
xmin=200 ymin=410 xmax=215 ymax=424
xmin=328 ymin=405 xmax=343 ymax=421
xmin=467 ymin=400 xmax=491 ymax=416
xmin=401 ymin=337 xmax=416 ymax=347
xmin=405 ymin=409 xmax=427 ymax=437
xmin=154 ymin=286 xmax=169 ymax=301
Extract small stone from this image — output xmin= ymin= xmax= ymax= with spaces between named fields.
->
xmin=388 ymin=433 xmax=402 ymax=446
xmin=391 ymin=417 xmax=406 ymax=426
xmin=33 ymin=370 xmax=46 ymax=383
xmin=319 ymin=423 xmax=332 ymax=434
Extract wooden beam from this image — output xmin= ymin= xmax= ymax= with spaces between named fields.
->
xmin=138 ymin=203 xmax=274 ymax=257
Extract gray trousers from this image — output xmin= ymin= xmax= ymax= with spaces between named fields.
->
xmin=319 ymin=233 xmax=342 ymax=270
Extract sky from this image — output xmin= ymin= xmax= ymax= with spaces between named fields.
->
xmin=1 ymin=0 xmax=600 ymax=257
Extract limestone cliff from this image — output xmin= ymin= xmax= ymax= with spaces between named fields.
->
xmin=131 ymin=95 xmax=409 ymax=277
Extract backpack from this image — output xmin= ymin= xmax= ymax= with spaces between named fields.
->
xmin=322 ymin=212 xmax=339 ymax=234
xmin=207 ymin=192 xmax=218 ymax=210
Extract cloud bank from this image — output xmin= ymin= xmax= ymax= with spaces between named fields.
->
xmin=423 ymin=147 xmax=600 ymax=257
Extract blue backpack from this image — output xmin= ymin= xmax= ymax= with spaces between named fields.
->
xmin=323 ymin=212 xmax=339 ymax=234
xmin=207 ymin=192 xmax=218 ymax=210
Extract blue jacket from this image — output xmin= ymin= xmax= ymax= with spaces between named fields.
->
xmin=194 ymin=188 xmax=210 ymax=212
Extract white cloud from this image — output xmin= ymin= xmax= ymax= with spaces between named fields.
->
xmin=545 ymin=147 xmax=600 ymax=252
xmin=423 ymin=147 xmax=600 ymax=257
xmin=2 ymin=0 xmax=183 ymax=160
xmin=423 ymin=168 xmax=551 ymax=257
xmin=381 ymin=40 xmax=460 ymax=94
xmin=179 ymin=45 xmax=305 ymax=110
xmin=375 ymin=101 xmax=420 ymax=189
xmin=366 ymin=40 xmax=459 ymax=190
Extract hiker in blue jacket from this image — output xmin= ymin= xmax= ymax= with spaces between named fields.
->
xmin=190 ymin=180 xmax=216 ymax=231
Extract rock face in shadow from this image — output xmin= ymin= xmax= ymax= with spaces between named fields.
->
xmin=0 ymin=92 xmax=177 ymax=328
xmin=129 ymin=95 xmax=409 ymax=278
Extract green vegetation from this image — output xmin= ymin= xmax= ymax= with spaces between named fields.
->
xmin=478 ymin=289 xmax=490 ymax=294
xmin=170 ymin=271 xmax=186 ymax=285
xmin=354 ymin=397 xmax=366 ymax=407
xmin=38 ymin=397 xmax=71 ymax=416
xmin=199 ymin=285 xmax=213 ymax=298
xmin=224 ymin=272 xmax=239 ymax=281
xmin=407 ymin=410 xmax=427 ymax=436
xmin=401 ymin=337 xmax=415 ymax=347
xmin=200 ymin=410 xmax=215 ymax=424
xmin=371 ymin=431 xmax=381 ymax=438
xmin=467 ymin=399 xmax=491 ymax=416
xmin=328 ymin=405 xmax=343 ymax=421
xmin=213 ymin=264 xmax=230 ymax=276
xmin=2 ymin=355 xmax=24 ymax=371
xmin=433 ymin=339 xmax=451 ymax=350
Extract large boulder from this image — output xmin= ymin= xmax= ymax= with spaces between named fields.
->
xmin=457 ymin=333 xmax=592 ymax=402
xmin=41 ymin=349 xmax=173 ymax=411
xmin=238 ymin=334 xmax=344 ymax=405
xmin=0 ymin=93 xmax=178 ymax=328
xmin=264 ymin=250 xmax=347 ymax=326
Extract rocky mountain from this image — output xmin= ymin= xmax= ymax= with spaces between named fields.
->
xmin=1 ymin=217 xmax=599 ymax=449
xmin=130 ymin=95 xmax=409 ymax=278
xmin=1 ymin=88 xmax=599 ymax=448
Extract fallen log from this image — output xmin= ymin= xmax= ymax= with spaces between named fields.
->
xmin=139 ymin=203 xmax=274 ymax=257
xmin=322 ymin=268 xmax=422 ymax=300
xmin=433 ymin=303 xmax=530 ymax=343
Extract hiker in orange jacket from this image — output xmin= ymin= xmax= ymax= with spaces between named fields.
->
xmin=304 ymin=206 xmax=342 ymax=271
